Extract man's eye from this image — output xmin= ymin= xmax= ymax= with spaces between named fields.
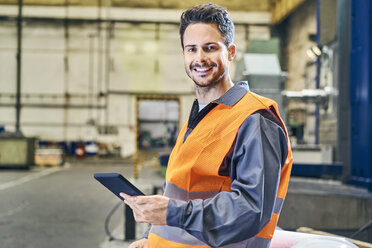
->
xmin=187 ymin=47 xmax=195 ymax=52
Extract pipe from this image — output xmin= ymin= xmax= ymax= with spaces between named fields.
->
xmin=107 ymin=90 xmax=195 ymax=96
xmin=104 ymin=22 xmax=113 ymax=130
xmin=63 ymin=0 xmax=70 ymax=141
xmin=88 ymin=34 xmax=95 ymax=122
xmin=15 ymin=0 xmax=22 ymax=132
xmin=0 ymin=15 xmax=269 ymax=27
xmin=97 ymin=0 xmax=103 ymax=126
xmin=0 ymin=93 xmax=102 ymax=98
xmin=0 ymin=122 xmax=125 ymax=127
xmin=0 ymin=103 xmax=106 ymax=109
xmin=314 ymin=0 xmax=321 ymax=145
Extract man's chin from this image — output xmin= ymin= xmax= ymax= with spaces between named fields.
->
xmin=193 ymin=81 xmax=214 ymax=88
xmin=189 ymin=71 xmax=226 ymax=89
xmin=190 ymin=76 xmax=211 ymax=86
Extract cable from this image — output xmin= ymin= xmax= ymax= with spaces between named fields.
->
xmin=350 ymin=220 xmax=372 ymax=239
xmin=104 ymin=201 xmax=125 ymax=241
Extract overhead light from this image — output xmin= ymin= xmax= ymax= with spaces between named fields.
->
xmin=306 ymin=49 xmax=316 ymax=60
xmin=306 ymin=45 xmax=322 ymax=60
xmin=311 ymin=45 xmax=322 ymax=56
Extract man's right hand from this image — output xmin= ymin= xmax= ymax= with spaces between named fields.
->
xmin=128 ymin=238 xmax=147 ymax=248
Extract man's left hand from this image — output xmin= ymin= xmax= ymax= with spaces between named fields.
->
xmin=120 ymin=193 xmax=169 ymax=225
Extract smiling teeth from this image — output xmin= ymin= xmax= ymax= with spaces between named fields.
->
xmin=195 ymin=67 xmax=210 ymax=72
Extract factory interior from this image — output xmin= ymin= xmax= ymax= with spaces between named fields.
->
xmin=0 ymin=0 xmax=372 ymax=247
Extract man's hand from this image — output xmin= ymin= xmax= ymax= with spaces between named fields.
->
xmin=129 ymin=238 xmax=147 ymax=248
xmin=120 ymin=193 xmax=169 ymax=225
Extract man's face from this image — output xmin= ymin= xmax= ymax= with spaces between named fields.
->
xmin=182 ymin=23 xmax=235 ymax=88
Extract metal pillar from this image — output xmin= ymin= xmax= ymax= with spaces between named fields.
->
xmin=314 ymin=0 xmax=320 ymax=145
xmin=349 ymin=0 xmax=372 ymax=191
xmin=337 ymin=0 xmax=351 ymax=182
xmin=63 ymin=0 xmax=70 ymax=141
xmin=15 ymin=0 xmax=23 ymax=132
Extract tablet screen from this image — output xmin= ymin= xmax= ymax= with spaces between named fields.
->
xmin=94 ymin=173 xmax=145 ymax=200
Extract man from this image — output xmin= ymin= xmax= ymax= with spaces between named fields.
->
xmin=121 ymin=3 xmax=292 ymax=248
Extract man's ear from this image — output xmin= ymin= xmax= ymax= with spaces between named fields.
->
xmin=228 ymin=44 xmax=236 ymax=61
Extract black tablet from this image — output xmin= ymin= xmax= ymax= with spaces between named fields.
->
xmin=94 ymin=173 xmax=145 ymax=200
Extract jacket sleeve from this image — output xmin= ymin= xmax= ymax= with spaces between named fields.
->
xmin=166 ymin=112 xmax=288 ymax=247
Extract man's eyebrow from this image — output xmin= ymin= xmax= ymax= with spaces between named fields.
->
xmin=204 ymin=42 xmax=219 ymax=46
xmin=184 ymin=42 xmax=219 ymax=47
xmin=184 ymin=44 xmax=196 ymax=48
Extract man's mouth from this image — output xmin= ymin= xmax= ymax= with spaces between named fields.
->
xmin=194 ymin=67 xmax=212 ymax=72
xmin=192 ymin=64 xmax=215 ymax=76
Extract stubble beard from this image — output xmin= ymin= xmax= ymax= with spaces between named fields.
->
xmin=185 ymin=64 xmax=226 ymax=90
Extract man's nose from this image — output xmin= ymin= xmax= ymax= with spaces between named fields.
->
xmin=195 ymin=49 xmax=207 ymax=64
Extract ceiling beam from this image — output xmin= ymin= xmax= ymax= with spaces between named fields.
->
xmin=271 ymin=0 xmax=306 ymax=24
xmin=0 ymin=5 xmax=271 ymax=25
xmin=0 ymin=0 xmax=271 ymax=12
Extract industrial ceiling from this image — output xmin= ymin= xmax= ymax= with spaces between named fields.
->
xmin=0 ymin=0 xmax=307 ymax=24
xmin=0 ymin=0 xmax=269 ymax=11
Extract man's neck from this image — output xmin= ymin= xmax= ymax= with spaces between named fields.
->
xmin=196 ymin=78 xmax=234 ymax=105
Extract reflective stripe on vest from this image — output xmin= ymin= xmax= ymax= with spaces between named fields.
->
xmin=148 ymin=230 xmax=272 ymax=248
xmin=148 ymin=92 xmax=293 ymax=247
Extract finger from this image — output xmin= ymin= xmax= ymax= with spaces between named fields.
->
xmin=120 ymin=192 xmax=138 ymax=202
xmin=120 ymin=192 xmax=131 ymax=199
xmin=133 ymin=195 xmax=153 ymax=204
xmin=120 ymin=193 xmax=138 ymax=205
xmin=131 ymin=208 xmax=146 ymax=223
xmin=121 ymin=192 xmax=148 ymax=202
xmin=128 ymin=240 xmax=140 ymax=248
xmin=132 ymin=211 xmax=145 ymax=223
xmin=123 ymin=198 xmax=137 ymax=210
xmin=127 ymin=195 xmax=156 ymax=205
xmin=128 ymin=239 xmax=146 ymax=248
xmin=123 ymin=198 xmax=145 ymax=222
xmin=135 ymin=195 xmax=167 ymax=207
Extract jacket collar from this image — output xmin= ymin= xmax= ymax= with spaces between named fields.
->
xmin=213 ymin=81 xmax=250 ymax=107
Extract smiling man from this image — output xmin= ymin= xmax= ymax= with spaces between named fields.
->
xmin=182 ymin=22 xmax=235 ymax=100
xmin=122 ymin=3 xmax=293 ymax=248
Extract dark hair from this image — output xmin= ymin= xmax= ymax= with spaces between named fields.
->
xmin=179 ymin=3 xmax=235 ymax=48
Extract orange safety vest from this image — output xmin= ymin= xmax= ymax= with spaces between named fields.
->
xmin=148 ymin=92 xmax=293 ymax=248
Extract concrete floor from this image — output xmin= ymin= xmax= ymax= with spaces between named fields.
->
xmin=0 ymin=159 xmax=157 ymax=248
xmin=1 ymin=158 xmax=371 ymax=247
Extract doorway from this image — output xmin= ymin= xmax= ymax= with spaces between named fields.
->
xmin=137 ymin=96 xmax=180 ymax=151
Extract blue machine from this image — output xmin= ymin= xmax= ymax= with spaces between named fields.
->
xmin=349 ymin=0 xmax=372 ymax=191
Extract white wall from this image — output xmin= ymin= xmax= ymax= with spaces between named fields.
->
xmin=0 ymin=6 xmax=269 ymax=157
